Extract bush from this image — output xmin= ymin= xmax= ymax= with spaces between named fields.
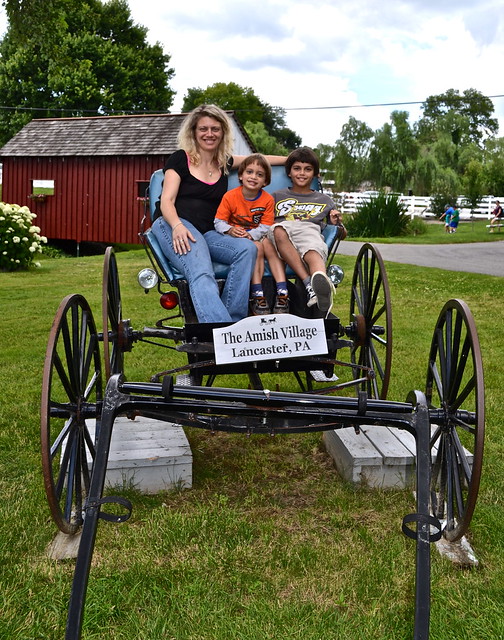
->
xmin=0 ymin=202 xmax=47 ymax=271
xmin=345 ymin=191 xmax=410 ymax=237
xmin=406 ymin=216 xmax=428 ymax=236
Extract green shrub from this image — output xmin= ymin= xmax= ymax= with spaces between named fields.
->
xmin=345 ymin=191 xmax=410 ymax=237
xmin=406 ymin=216 xmax=428 ymax=236
xmin=0 ymin=202 xmax=47 ymax=271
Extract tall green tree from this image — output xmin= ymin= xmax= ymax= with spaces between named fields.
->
xmin=416 ymin=88 xmax=498 ymax=146
xmin=0 ymin=0 xmax=175 ymax=144
xmin=182 ymin=82 xmax=301 ymax=151
xmin=331 ymin=117 xmax=373 ymax=191
xmin=369 ymin=111 xmax=419 ymax=192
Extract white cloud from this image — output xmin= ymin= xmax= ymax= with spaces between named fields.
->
xmin=1 ymin=0 xmax=504 ymax=146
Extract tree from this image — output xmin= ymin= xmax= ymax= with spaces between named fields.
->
xmin=482 ymin=138 xmax=504 ymax=195
xmin=182 ymin=82 xmax=301 ymax=150
xmin=0 ymin=0 xmax=175 ymax=144
xmin=461 ymin=159 xmax=485 ymax=227
xmin=369 ymin=111 xmax=419 ymax=192
xmin=331 ymin=117 xmax=373 ymax=191
xmin=244 ymin=121 xmax=287 ymax=156
xmin=416 ymin=88 xmax=498 ymax=146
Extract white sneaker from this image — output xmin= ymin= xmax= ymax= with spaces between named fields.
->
xmin=311 ymin=271 xmax=335 ymax=317
xmin=310 ymin=370 xmax=339 ymax=382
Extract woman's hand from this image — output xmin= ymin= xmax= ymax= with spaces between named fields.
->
xmin=172 ymin=222 xmax=195 ymax=254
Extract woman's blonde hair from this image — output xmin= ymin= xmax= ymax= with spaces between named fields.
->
xmin=178 ymin=104 xmax=234 ymax=175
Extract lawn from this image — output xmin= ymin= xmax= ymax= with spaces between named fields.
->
xmin=0 ymin=247 xmax=503 ymax=640
xmin=347 ymin=216 xmax=501 ymax=244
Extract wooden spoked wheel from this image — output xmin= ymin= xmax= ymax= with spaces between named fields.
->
xmin=349 ymin=243 xmax=392 ymax=399
xmin=41 ymin=294 xmax=102 ymax=534
xmin=426 ymin=299 xmax=485 ymax=542
xmin=102 ymin=246 xmax=125 ymax=379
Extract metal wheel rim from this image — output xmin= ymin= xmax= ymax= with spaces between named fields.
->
xmin=349 ymin=243 xmax=393 ymax=399
xmin=426 ymin=298 xmax=485 ymax=542
xmin=40 ymin=294 xmax=102 ymax=534
xmin=102 ymin=246 xmax=124 ymax=379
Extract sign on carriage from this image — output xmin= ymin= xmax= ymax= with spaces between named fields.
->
xmin=213 ymin=314 xmax=327 ymax=365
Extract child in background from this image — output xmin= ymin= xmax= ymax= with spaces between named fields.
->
xmin=449 ymin=206 xmax=460 ymax=233
xmin=214 ymin=154 xmax=290 ymax=315
xmin=268 ymin=147 xmax=345 ymax=318
xmin=440 ymin=204 xmax=454 ymax=232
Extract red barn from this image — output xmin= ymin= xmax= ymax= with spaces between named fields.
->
xmin=0 ymin=113 xmax=254 ymax=247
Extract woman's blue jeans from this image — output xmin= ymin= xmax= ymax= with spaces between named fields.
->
xmin=151 ymin=218 xmax=257 ymax=322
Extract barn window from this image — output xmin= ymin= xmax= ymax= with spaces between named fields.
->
xmin=29 ymin=179 xmax=55 ymax=202
xmin=136 ymin=180 xmax=150 ymax=201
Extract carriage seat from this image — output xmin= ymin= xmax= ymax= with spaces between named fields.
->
xmin=144 ymin=165 xmax=342 ymax=283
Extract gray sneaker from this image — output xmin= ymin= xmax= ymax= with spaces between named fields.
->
xmin=306 ymin=284 xmax=317 ymax=307
xmin=311 ymin=271 xmax=334 ymax=317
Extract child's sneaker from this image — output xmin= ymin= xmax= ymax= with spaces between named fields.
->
xmin=311 ymin=271 xmax=335 ymax=317
xmin=273 ymin=295 xmax=290 ymax=314
xmin=306 ymin=284 xmax=317 ymax=307
xmin=249 ymin=296 xmax=270 ymax=316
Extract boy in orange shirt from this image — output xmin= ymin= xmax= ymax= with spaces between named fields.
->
xmin=214 ymin=154 xmax=289 ymax=315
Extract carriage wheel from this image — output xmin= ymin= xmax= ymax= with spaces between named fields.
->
xmin=349 ymin=243 xmax=392 ymax=399
xmin=41 ymin=294 xmax=103 ymax=534
xmin=102 ymin=246 xmax=125 ymax=379
xmin=426 ymin=299 xmax=484 ymax=542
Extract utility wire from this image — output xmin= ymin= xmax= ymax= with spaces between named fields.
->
xmin=0 ymin=95 xmax=504 ymax=116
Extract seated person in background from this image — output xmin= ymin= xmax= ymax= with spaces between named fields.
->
xmin=214 ymin=154 xmax=290 ymax=315
xmin=267 ymin=147 xmax=345 ymax=318
xmin=490 ymin=200 xmax=503 ymax=231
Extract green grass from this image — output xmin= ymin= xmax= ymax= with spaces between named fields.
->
xmin=1 ymin=248 xmax=503 ymax=640
xmin=347 ymin=217 xmax=502 ymax=244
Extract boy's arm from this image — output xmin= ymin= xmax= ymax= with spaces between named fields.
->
xmin=214 ymin=193 xmax=232 ymax=234
xmin=214 ymin=218 xmax=232 ymax=234
xmin=248 ymin=224 xmax=269 ymax=241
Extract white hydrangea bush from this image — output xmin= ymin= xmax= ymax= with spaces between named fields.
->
xmin=0 ymin=202 xmax=47 ymax=271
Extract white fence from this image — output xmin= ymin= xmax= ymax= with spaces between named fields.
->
xmin=329 ymin=191 xmax=503 ymax=220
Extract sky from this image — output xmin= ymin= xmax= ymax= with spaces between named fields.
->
xmin=1 ymin=0 xmax=504 ymax=147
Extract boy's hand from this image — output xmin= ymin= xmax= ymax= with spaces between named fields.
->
xmin=227 ymin=226 xmax=247 ymax=238
xmin=329 ymin=209 xmax=343 ymax=225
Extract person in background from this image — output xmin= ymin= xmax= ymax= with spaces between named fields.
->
xmin=440 ymin=204 xmax=454 ymax=233
xmin=151 ymin=104 xmax=285 ymax=322
xmin=489 ymin=200 xmax=503 ymax=232
xmin=214 ymin=153 xmax=290 ymax=315
xmin=449 ymin=205 xmax=460 ymax=233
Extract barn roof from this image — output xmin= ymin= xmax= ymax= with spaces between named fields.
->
xmin=0 ymin=112 xmax=254 ymax=157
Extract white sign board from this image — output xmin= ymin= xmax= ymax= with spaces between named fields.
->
xmin=213 ymin=314 xmax=327 ymax=365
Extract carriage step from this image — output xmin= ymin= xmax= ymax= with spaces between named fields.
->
xmin=86 ymin=417 xmax=192 ymax=494
xmin=323 ymin=425 xmax=473 ymax=489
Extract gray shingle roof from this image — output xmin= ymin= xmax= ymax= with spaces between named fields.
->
xmin=0 ymin=112 xmax=253 ymax=157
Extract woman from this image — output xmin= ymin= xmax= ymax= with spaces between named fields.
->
xmin=151 ymin=104 xmax=284 ymax=322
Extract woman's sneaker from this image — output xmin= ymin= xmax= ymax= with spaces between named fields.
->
xmin=273 ymin=295 xmax=290 ymax=314
xmin=250 ymin=296 xmax=270 ymax=316
xmin=311 ymin=271 xmax=335 ymax=317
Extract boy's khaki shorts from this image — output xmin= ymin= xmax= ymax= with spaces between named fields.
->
xmin=267 ymin=220 xmax=328 ymax=262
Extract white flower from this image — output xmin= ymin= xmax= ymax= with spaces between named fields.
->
xmin=13 ymin=236 xmax=20 ymax=243
xmin=29 ymin=246 xmax=36 ymax=252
